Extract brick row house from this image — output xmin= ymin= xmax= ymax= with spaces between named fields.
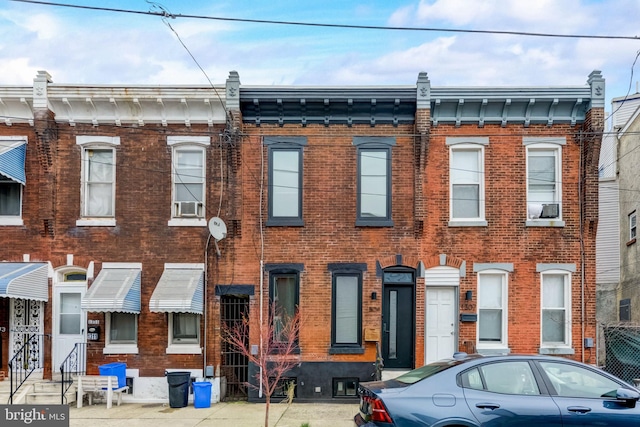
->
xmin=0 ymin=70 xmax=604 ymax=402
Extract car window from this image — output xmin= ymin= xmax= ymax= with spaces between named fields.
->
xmin=539 ymin=362 xmax=621 ymax=398
xmin=461 ymin=361 xmax=540 ymax=395
xmin=395 ymin=360 xmax=459 ymax=384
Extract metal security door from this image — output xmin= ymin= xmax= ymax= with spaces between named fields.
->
xmin=220 ymin=295 xmax=249 ymax=400
xmin=382 ymin=285 xmax=414 ymax=369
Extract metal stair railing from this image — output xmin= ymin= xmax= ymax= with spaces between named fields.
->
xmin=8 ymin=333 xmax=47 ymax=404
xmin=59 ymin=342 xmax=87 ymax=404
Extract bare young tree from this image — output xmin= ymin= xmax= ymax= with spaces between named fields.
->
xmin=222 ymin=302 xmax=302 ymax=427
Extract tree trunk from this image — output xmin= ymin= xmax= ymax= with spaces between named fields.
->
xmin=264 ymin=394 xmax=271 ymax=427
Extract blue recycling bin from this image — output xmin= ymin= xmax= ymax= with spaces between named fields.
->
xmin=99 ymin=362 xmax=126 ymax=389
xmin=193 ymin=381 xmax=212 ymax=408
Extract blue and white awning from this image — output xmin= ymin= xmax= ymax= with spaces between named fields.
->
xmin=0 ymin=140 xmax=27 ymax=185
xmin=149 ymin=266 xmax=204 ymax=314
xmin=82 ymin=265 xmax=141 ymax=313
xmin=0 ymin=262 xmax=49 ymax=301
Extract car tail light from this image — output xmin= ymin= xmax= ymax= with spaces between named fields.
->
xmin=362 ymin=394 xmax=393 ymax=423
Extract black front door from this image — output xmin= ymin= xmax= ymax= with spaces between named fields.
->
xmin=382 ymin=285 xmax=414 ymax=369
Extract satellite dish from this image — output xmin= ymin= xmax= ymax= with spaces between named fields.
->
xmin=208 ymin=217 xmax=227 ymax=241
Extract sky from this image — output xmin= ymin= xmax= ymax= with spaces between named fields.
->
xmin=1 ymin=0 xmax=639 ymax=111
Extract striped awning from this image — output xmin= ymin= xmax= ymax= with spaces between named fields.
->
xmin=0 ymin=140 xmax=27 ymax=185
xmin=82 ymin=266 xmax=141 ymax=313
xmin=0 ymin=262 xmax=49 ymax=301
xmin=149 ymin=267 xmax=203 ymax=314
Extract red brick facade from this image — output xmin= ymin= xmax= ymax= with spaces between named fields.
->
xmin=0 ymin=71 xmax=603 ymax=401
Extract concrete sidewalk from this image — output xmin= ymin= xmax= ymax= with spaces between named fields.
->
xmin=69 ymin=401 xmax=359 ymax=427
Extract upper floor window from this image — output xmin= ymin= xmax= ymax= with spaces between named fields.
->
xmin=167 ymin=136 xmax=209 ymax=226
xmin=630 ymin=211 xmax=637 ymax=242
xmin=353 ymin=137 xmax=395 ymax=227
xmin=525 ymin=138 xmax=565 ymax=225
xmin=448 ymin=138 xmax=487 ymax=225
xmin=77 ymin=136 xmax=119 ymax=226
xmin=0 ymin=137 xmax=28 ymax=225
xmin=265 ymin=137 xmax=307 ymax=226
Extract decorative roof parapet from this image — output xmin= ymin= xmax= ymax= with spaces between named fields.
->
xmin=588 ymin=70 xmax=605 ymax=109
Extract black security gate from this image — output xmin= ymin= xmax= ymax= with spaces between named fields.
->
xmin=220 ymin=295 xmax=249 ymax=400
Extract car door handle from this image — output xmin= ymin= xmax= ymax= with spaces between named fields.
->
xmin=567 ymin=406 xmax=592 ymax=414
xmin=476 ymin=402 xmax=500 ymax=410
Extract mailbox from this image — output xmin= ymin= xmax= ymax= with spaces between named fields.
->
xmin=87 ymin=325 xmax=101 ymax=341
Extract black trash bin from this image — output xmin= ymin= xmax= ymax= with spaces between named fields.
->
xmin=166 ymin=371 xmax=191 ymax=408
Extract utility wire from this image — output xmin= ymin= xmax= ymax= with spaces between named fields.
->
xmin=7 ymin=0 xmax=640 ymax=41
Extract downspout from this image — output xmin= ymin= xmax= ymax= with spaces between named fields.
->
xmin=579 ymin=132 xmax=586 ymax=364
xmin=259 ymin=136 xmax=265 ymax=398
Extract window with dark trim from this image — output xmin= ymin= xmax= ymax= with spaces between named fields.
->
xmin=329 ymin=263 xmax=365 ymax=353
xmin=265 ymin=137 xmax=307 ymax=226
xmin=333 ymin=378 xmax=359 ymax=397
xmin=353 ymin=137 xmax=395 ymax=226
xmin=266 ymin=263 xmax=303 ymax=350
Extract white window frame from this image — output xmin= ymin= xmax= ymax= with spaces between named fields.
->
xmin=630 ymin=211 xmax=637 ymax=241
xmin=540 ymin=271 xmax=571 ymax=349
xmin=448 ymin=139 xmax=487 ymax=225
xmin=104 ymin=312 xmax=138 ymax=354
xmin=476 ymin=270 xmax=508 ymax=350
xmin=0 ymin=136 xmax=28 ymax=226
xmin=525 ymin=138 xmax=564 ymax=226
xmin=166 ymin=313 xmax=202 ymax=354
xmin=76 ymin=136 xmax=119 ymax=227
xmin=167 ymin=136 xmax=209 ymax=227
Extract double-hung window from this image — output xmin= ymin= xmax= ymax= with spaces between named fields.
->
xmin=539 ymin=266 xmax=573 ymax=353
xmin=170 ymin=313 xmax=200 ymax=344
xmin=77 ymin=136 xmax=119 ymax=226
xmin=168 ymin=136 xmax=209 ymax=226
xmin=266 ymin=264 xmax=303 ymax=349
xmin=354 ymin=137 xmax=395 ymax=226
xmin=329 ymin=263 xmax=366 ymax=353
xmin=525 ymin=138 xmax=564 ymax=225
xmin=630 ymin=211 xmax=637 ymax=242
xmin=474 ymin=264 xmax=511 ymax=351
xmin=0 ymin=137 xmax=27 ymax=225
xmin=448 ymin=138 xmax=487 ymax=225
xmin=265 ymin=137 xmax=307 ymax=226
xmin=106 ymin=312 xmax=138 ymax=348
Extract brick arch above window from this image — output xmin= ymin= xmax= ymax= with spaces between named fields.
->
xmin=376 ymin=254 xmax=423 ymax=277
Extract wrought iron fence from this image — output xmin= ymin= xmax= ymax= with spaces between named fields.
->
xmin=600 ymin=322 xmax=640 ymax=387
xmin=60 ymin=342 xmax=87 ymax=404
xmin=8 ymin=333 xmax=47 ymax=404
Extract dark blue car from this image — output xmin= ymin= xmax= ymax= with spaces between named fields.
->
xmin=354 ymin=353 xmax=640 ymax=426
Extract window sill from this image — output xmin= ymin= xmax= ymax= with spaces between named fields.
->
xmin=166 ymin=344 xmax=202 ymax=354
xmin=627 ymin=238 xmax=636 ymax=246
xmin=526 ymin=220 xmax=565 ymax=227
xmin=0 ymin=217 xmax=24 ymax=226
xmin=448 ymin=220 xmax=488 ymax=227
xmin=329 ymin=346 xmax=365 ymax=355
xmin=539 ymin=346 xmax=574 ymax=355
xmin=167 ymin=218 xmax=206 ymax=227
xmin=355 ymin=219 xmax=394 ymax=227
xmin=476 ymin=347 xmax=511 ymax=355
xmin=266 ymin=218 xmax=304 ymax=227
xmin=269 ymin=345 xmax=301 ymax=355
xmin=103 ymin=344 xmax=139 ymax=354
xmin=77 ymin=218 xmax=116 ymax=227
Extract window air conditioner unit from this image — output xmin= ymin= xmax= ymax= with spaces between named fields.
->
xmin=540 ymin=203 xmax=559 ymax=219
xmin=174 ymin=201 xmax=203 ymax=218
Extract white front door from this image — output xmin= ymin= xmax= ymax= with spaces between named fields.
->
xmin=53 ymin=284 xmax=86 ymax=372
xmin=425 ymin=287 xmax=456 ymax=364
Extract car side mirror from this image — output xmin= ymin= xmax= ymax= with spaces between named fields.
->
xmin=616 ymin=388 xmax=640 ymax=408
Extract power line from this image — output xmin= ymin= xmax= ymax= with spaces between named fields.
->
xmin=8 ymin=0 xmax=640 ymax=41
